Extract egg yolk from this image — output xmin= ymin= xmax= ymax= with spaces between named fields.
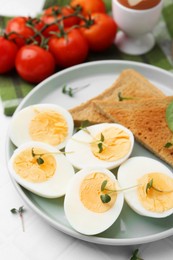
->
xmin=13 ymin=147 xmax=56 ymax=183
xmin=138 ymin=172 xmax=173 ymax=213
xmin=90 ymin=127 xmax=131 ymax=161
xmin=80 ymin=172 xmax=117 ymax=213
xmin=29 ymin=109 xmax=68 ymax=146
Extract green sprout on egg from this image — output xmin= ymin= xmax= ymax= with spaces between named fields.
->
xmin=75 ymin=120 xmax=106 ymax=153
xmin=31 ymin=148 xmax=73 ymax=165
xmin=145 ymin=178 xmax=173 ymax=194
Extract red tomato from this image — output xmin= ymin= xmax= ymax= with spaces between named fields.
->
xmin=6 ymin=17 xmax=44 ymax=47
xmin=48 ymin=28 xmax=89 ymax=68
xmin=41 ymin=5 xmax=80 ymax=37
xmin=71 ymin=0 xmax=106 ymax=16
xmin=15 ymin=45 xmax=55 ymax=83
xmin=0 ymin=36 xmax=18 ymax=73
xmin=80 ymin=13 xmax=117 ymax=52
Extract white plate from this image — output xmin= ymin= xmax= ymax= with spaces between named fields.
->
xmin=6 ymin=60 xmax=173 ymax=246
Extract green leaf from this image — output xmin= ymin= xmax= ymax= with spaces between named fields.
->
xmin=31 ymin=148 xmax=35 ymax=157
xmin=101 ymin=180 xmax=108 ymax=191
xmin=130 ymin=249 xmax=143 ymax=260
xmin=146 ymin=179 xmax=153 ymax=194
xmin=118 ymin=92 xmax=123 ymax=101
xmin=166 ymin=101 xmax=173 ymax=132
xmin=62 ymin=85 xmax=73 ymax=97
xmin=62 ymin=85 xmax=67 ymax=93
xmin=98 ymin=142 xmax=103 ymax=153
xmin=11 ymin=208 xmax=17 ymax=214
xmin=100 ymin=133 xmax=104 ymax=142
xmin=81 ymin=120 xmax=90 ymax=128
xmin=37 ymin=157 xmax=44 ymax=165
xmin=68 ymin=88 xmax=73 ymax=97
xmin=19 ymin=206 xmax=24 ymax=213
xmin=100 ymin=194 xmax=111 ymax=203
xmin=76 ymin=120 xmax=90 ymax=132
xmin=164 ymin=142 xmax=173 ymax=148
xmin=117 ymin=91 xmax=136 ymax=101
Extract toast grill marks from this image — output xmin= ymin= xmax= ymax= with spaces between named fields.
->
xmin=69 ymin=69 xmax=165 ymax=126
xmin=93 ymin=97 xmax=173 ymax=168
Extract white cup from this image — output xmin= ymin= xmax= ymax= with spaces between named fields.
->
xmin=112 ymin=0 xmax=163 ymax=55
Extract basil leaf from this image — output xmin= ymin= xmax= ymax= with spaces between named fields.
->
xmin=166 ymin=101 xmax=173 ymax=132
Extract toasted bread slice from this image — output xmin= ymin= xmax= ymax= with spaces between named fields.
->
xmin=68 ymin=102 xmax=112 ymax=126
xmin=93 ymin=97 xmax=173 ymax=168
xmin=69 ymin=69 xmax=165 ymax=126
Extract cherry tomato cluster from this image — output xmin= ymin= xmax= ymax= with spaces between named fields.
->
xmin=0 ymin=0 xmax=117 ymax=84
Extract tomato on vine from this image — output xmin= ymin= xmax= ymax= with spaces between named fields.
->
xmin=41 ymin=5 xmax=80 ymax=37
xmin=48 ymin=28 xmax=89 ymax=68
xmin=80 ymin=13 xmax=117 ymax=52
xmin=2 ymin=1 xmax=119 ymax=84
xmin=15 ymin=45 xmax=56 ymax=83
xmin=0 ymin=36 xmax=18 ymax=74
xmin=5 ymin=17 xmax=45 ymax=47
xmin=71 ymin=0 xmax=106 ymax=16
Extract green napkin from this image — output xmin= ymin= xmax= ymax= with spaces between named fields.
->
xmin=0 ymin=0 xmax=173 ymax=116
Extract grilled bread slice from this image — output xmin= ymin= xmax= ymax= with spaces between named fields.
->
xmin=69 ymin=69 xmax=165 ymax=126
xmin=93 ymin=96 xmax=173 ymax=168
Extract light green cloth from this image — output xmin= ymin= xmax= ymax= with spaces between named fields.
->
xmin=0 ymin=0 xmax=173 ymax=116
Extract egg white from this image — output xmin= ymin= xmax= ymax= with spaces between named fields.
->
xmin=65 ymin=123 xmax=134 ymax=170
xmin=9 ymin=103 xmax=74 ymax=149
xmin=64 ymin=167 xmax=124 ymax=235
xmin=117 ymin=156 xmax=173 ymax=218
xmin=8 ymin=141 xmax=75 ymax=198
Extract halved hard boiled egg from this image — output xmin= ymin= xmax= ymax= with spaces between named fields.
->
xmin=64 ymin=167 xmax=124 ymax=235
xmin=9 ymin=103 xmax=74 ymax=149
xmin=65 ymin=123 xmax=134 ymax=170
xmin=117 ymin=156 xmax=173 ymax=218
xmin=8 ymin=141 xmax=75 ymax=198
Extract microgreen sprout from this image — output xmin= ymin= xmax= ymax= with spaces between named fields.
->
xmin=146 ymin=178 xmax=173 ymax=194
xmin=84 ymin=130 xmax=106 ymax=153
xmin=62 ymin=85 xmax=73 ymax=97
xmin=164 ymin=135 xmax=173 ymax=149
xmin=100 ymin=180 xmax=112 ymax=203
xmin=32 ymin=148 xmax=45 ymax=165
xmin=130 ymin=249 xmax=143 ymax=260
xmin=97 ymin=133 xmax=104 ymax=153
xmin=164 ymin=142 xmax=173 ymax=148
xmin=118 ymin=92 xmax=137 ymax=101
xmin=76 ymin=120 xmax=90 ymax=132
xmin=75 ymin=121 xmax=106 ymax=153
xmin=62 ymin=83 xmax=90 ymax=97
xmin=100 ymin=180 xmax=139 ymax=203
xmin=101 ymin=179 xmax=108 ymax=191
xmin=31 ymin=148 xmax=73 ymax=165
xmin=11 ymin=206 xmax=25 ymax=232
xmin=100 ymin=194 xmax=111 ymax=203
xmin=145 ymin=179 xmax=153 ymax=193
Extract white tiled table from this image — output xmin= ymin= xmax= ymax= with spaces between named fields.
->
xmin=1 ymin=101 xmax=173 ymax=260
